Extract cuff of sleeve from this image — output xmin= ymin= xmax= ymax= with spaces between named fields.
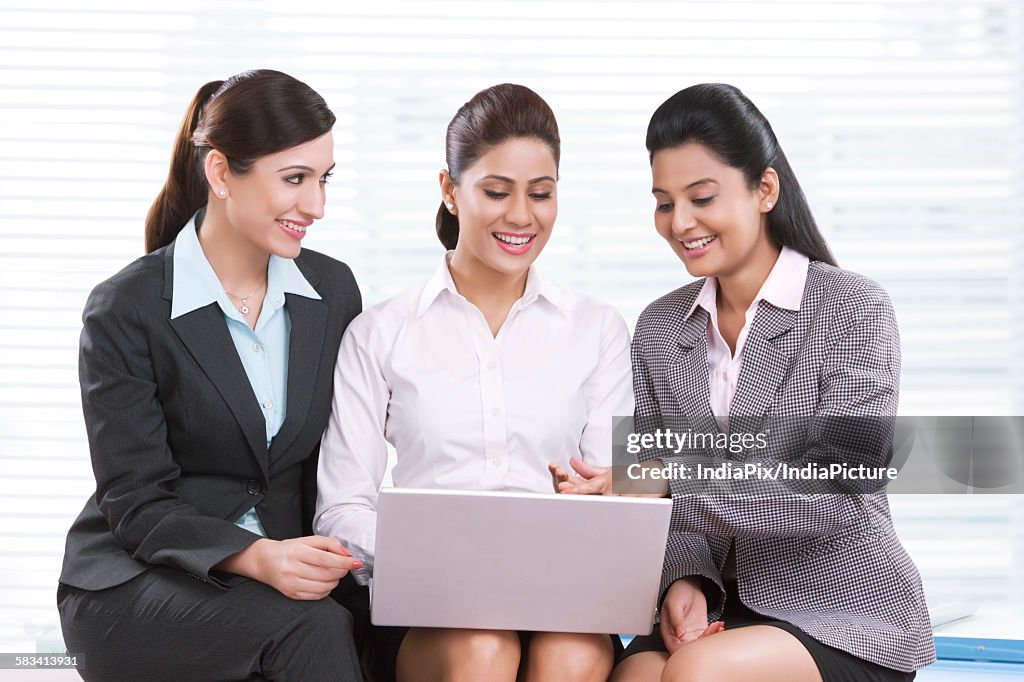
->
xmin=658 ymin=569 xmax=725 ymax=621
xmin=655 ymin=569 xmax=729 ymax=622
xmin=137 ymin=521 xmax=262 ymax=589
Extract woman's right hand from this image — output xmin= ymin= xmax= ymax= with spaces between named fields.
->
xmin=219 ymin=536 xmax=362 ymax=600
xmin=660 ymin=577 xmax=724 ymax=653
xmin=549 ymin=457 xmax=669 ymax=497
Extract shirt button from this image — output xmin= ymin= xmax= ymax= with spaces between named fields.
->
xmin=487 ymin=360 xmax=497 ymax=370
xmin=491 ymin=407 xmax=502 ymax=416
xmin=263 ymin=400 xmax=273 ymax=409
xmin=490 ymin=458 xmax=500 ymax=467
xmin=253 ymin=343 xmax=263 ymax=352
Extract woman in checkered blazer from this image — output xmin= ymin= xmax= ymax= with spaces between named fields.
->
xmin=555 ymin=84 xmax=934 ymax=682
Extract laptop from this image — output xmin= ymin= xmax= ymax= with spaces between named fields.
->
xmin=370 ymin=488 xmax=673 ymax=635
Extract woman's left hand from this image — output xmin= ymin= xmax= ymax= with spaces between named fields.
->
xmin=548 ymin=457 xmax=612 ymax=495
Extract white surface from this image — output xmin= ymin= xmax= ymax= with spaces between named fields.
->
xmin=934 ymin=605 xmax=1024 ymax=641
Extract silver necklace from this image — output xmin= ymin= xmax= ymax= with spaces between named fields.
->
xmin=224 ymin=282 xmax=266 ymax=319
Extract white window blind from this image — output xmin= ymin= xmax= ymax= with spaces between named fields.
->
xmin=1 ymin=0 xmax=1021 ymax=651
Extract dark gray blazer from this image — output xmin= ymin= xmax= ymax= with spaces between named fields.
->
xmin=633 ymin=261 xmax=935 ymax=672
xmin=59 ymin=239 xmax=361 ymax=591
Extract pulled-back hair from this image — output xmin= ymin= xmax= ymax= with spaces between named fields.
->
xmin=437 ymin=83 xmax=560 ymax=250
xmin=647 ymin=83 xmax=836 ymax=265
xmin=145 ymin=69 xmax=336 ymax=253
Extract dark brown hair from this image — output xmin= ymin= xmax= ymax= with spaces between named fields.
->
xmin=647 ymin=83 xmax=836 ymax=266
xmin=145 ymin=70 xmax=336 ymax=253
xmin=436 ymin=84 xmax=560 ymax=250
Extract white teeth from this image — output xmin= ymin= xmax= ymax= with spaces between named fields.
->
xmin=684 ymin=235 xmax=715 ymax=249
xmin=495 ymin=233 xmax=531 ymax=246
xmin=279 ymin=220 xmax=307 ymax=233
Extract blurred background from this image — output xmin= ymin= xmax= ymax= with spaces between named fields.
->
xmin=0 ymin=0 xmax=1021 ymax=653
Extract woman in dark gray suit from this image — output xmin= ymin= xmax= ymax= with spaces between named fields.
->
xmin=57 ymin=70 xmax=364 ymax=681
xmin=556 ymin=84 xmax=934 ymax=682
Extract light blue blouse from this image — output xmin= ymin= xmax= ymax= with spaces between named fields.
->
xmin=170 ymin=210 xmax=321 ymax=536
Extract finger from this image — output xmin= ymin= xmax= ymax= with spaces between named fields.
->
xmin=549 ymin=463 xmax=571 ymax=492
xmin=564 ymin=474 xmax=607 ymax=496
xmin=557 ymin=480 xmax=579 ymax=494
xmin=681 ymin=609 xmax=711 ymax=644
xmin=702 ymin=621 xmax=725 ymax=637
xmin=300 ymin=535 xmax=352 ymax=556
xmin=548 ymin=462 xmax=571 ymax=480
xmin=290 ymin=582 xmax=337 ymax=600
xmin=292 ymin=591 xmax=331 ymax=601
xmin=289 ymin=559 xmax=354 ymax=583
xmin=663 ymin=597 xmax=688 ymax=644
xmin=291 ymin=575 xmax=342 ymax=596
xmin=296 ymin=541 xmax=356 ymax=566
xmin=680 ymin=629 xmax=702 ymax=644
xmin=568 ymin=457 xmax=605 ymax=479
xmin=688 ymin=622 xmax=724 ymax=643
xmin=660 ymin=619 xmax=683 ymax=655
xmin=298 ymin=546 xmax=363 ymax=572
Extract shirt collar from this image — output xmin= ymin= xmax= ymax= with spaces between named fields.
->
xmin=170 ymin=210 xmax=321 ymax=320
xmin=416 ymin=250 xmax=568 ymax=318
xmin=686 ymin=245 xmax=810 ymax=320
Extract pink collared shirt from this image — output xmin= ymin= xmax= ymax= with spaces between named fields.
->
xmin=688 ymin=246 xmax=810 ymax=420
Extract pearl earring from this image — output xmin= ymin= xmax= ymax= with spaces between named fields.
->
xmin=218 ymin=190 xmax=227 ymax=197
xmin=765 ymin=201 xmax=773 ymax=210
xmin=445 ymin=202 xmax=454 ymax=211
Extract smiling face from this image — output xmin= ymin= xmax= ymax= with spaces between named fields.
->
xmin=214 ymin=131 xmax=336 ymax=259
xmin=651 ymin=142 xmax=778 ymax=280
xmin=444 ymin=136 xmax=558 ymax=277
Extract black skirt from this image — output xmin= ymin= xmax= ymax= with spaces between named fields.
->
xmin=621 ymin=581 xmax=916 ymax=682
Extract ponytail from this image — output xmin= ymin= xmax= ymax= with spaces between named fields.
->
xmin=764 ymin=148 xmax=836 ymax=266
xmin=436 ymin=201 xmax=459 ymax=250
xmin=144 ymin=80 xmax=223 ymax=253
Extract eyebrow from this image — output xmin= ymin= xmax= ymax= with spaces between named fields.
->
xmin=276 ymin=163 xmax=337 ymax=174
xmin=652 ymin=177 xmax=718 ymax=194
xmin=481 ymin=174 xmax=556 ymax=184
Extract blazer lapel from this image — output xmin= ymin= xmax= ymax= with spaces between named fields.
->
xmin=268 ymin=293 xmax=328 ymax=460
xmin=168 ymin=308 xmax=271 ymax=479
xmin=667 ymin=307 xmax=719 ymax=435
xmin=163 ymin=243 xmax=270 ymax=479
xmin=730 ymin=302 xmax=798 ymax=420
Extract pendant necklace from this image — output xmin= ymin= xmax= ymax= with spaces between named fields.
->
xmin=224 ymin=282 xmax=266 ymax=319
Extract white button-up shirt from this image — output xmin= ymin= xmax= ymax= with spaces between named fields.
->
xmin=315 ymin=253 xmax=633 ymax=582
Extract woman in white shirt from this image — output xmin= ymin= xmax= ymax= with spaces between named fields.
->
xmin=315 ymin=83 xmax=633 ymax=682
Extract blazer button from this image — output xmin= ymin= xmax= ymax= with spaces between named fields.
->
xmin=245 ymin=480 xmax=263 ymax=495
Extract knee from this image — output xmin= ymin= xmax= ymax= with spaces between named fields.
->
xmin=661 ymin=648 xmax=717 ymax=682
xmin=262 ymin=600 xmax=360 ymax=678
xmin=399 ymin=628 xmax=520 ymax=681
xmin=296 ymin=598 xmax=354 ymax=633
xmin=283 ymin=599 xmax=356 ymax=652
xmin=530 ymin=633 xmax=612 ymax=681
xmin=457 ymin=629 xmax=521 ymax=668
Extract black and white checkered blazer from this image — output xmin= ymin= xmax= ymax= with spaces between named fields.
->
xmin=632 ymin=260 xmax=935 ymax=672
